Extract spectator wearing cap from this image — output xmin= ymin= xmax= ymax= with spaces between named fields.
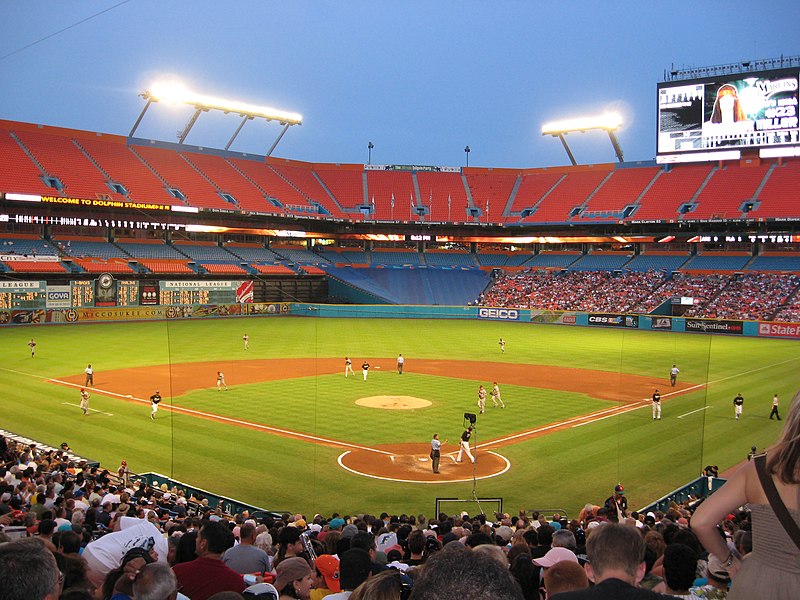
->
xmin=274 ymin=556 xmax=314 ymax=600
xmin=275 ymin=525 xmax=304 ymax=568
xmin=312 ymin=554 xmax=341 ymax=600
xmin=222 ymin=523 xmax=271 ymax=575
xmin=172 ymin=521 xmax=246 ymax=600
xmin=533 ymin=547 xmax=579 ymax=570
xmin=325 ymin=548 xmax=372 ymax=600
xmin=603 ymin=484 xmax=628 ymax=520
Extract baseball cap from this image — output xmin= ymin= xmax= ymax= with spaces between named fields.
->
xmin=329 ymin=518 xmax=345 ymax=530
xmin=275 ymin=557 xmax=312 ymax=591
xmin=532 ymin=547 xmax=579 ymax=568
xmin=315 ymin=554 xmax=341 ymax=592
xmin=614 ymin=484 xmax=625 ymax=495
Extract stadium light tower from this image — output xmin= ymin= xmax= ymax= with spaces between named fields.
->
xmin=541 ymin=112 xmax=624 ymax=165
xmin=129 ymin=81 xmax=302 ymax=156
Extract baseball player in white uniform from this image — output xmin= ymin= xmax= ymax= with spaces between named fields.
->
xmin=477 ymin=385 xmax=487 ymax=414
xmin=490 ymin=382 xmax=505 ymax=408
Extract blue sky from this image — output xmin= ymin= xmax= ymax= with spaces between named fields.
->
xmin=1 ymin=1 xmax=798 ymax=169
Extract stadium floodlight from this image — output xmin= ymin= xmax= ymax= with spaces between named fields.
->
xmin=541 ymin=111 xmax=624 ymax=165
xmin=129 ymin=80 xmax=302 ymax=155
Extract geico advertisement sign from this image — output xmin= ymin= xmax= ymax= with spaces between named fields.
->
xmin=478 ymin=308 xmax=520 ymax=321
xmin=759 ymin=322 xmax=800 ymax=338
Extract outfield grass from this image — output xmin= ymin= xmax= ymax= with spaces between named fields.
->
xmin=1 ymin=316 xmax=798 ymax=517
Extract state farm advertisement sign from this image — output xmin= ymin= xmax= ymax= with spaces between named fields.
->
xmin=759 ymin=322 xmax=800 ymax=339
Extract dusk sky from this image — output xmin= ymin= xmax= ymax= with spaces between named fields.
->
xmin=1 ymin=1 xmax=798 ymax=169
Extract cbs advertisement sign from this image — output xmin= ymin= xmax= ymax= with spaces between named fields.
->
xmin=478 ymin=308 xmax=520 ymax=321
xmin=588 ymin=314 xmax=638 ymax=328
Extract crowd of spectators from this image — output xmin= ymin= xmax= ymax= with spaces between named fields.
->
xmin=0 ymin=432 xmax=763 ymax=599
xmin=480 ymin=269 xmax=800 ymax=322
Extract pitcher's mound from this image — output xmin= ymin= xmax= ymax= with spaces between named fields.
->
xmin=356 ymin=395 xmax=432 ymax=409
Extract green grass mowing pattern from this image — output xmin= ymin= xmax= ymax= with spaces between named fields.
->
xmin=177 ymin=374 xmax=610 ymax=445
xmin=1 ymin=316 xmax=799 ymax=516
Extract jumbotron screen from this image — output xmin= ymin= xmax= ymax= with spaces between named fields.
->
xmin=657 ymin=67 xmax=799 ymax=161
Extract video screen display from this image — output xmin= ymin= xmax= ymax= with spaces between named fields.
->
xmin=657 ymin=67 xmax=799 ymax=157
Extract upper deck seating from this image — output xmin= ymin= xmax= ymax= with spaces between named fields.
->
xmin=523 ymin=170 xmax=609 ymax=223
xmin=268 ymin=161 xmax=348 ymax=219
xmin=464 ymin=172 xmax=518 ymax=223
xmin=11 ymin=129 xmax=127 ymax=202
xmin=630 ymin=164 xmax=712 ymax=221
xmin=749 ymin=160 xmax=800 ymax=219
xmin=576 ymin=167 xmax=659 ymax=220
xmin=181 ymin=153 xmax=271 ymax=213
xmin=78 ymin=137 xmax=183 ymax=206
xmin=366 ymin=170 xmax=416 ymax=221
xmin=133 ymin=146 xmax=232 ymax=210
xmin=0 ymin=128 xmax=53 ymax=195
xmin=689 ymin=164 xmax=770 ymax=220
xmin=416 ymin=171 xmax=470 ymax=222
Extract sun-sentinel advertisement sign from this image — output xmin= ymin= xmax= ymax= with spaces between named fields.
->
xmin=759 ymin=322 xmax=800 ymax=338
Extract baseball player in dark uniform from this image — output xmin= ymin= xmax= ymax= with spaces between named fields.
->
xmin=733 ymin=393 xmax=744 ymax=420
xmin=652 ymin=389 xmax=662 ymax=420
xmin=457 ymin=426 xmax=475 ymax=463
xmin=150 ymin=390 xmax=162 ymax=420
xmin=362 ymin=361 xmax=370 ymax=381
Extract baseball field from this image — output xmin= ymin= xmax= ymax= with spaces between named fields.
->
xmin=2 ymin=314 xmax=798 ymax=517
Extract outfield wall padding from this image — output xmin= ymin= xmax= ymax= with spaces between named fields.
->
xmin=2 ymin=302 xmax=799 ymax=339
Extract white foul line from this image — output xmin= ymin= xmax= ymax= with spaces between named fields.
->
xmin=677 ymin=406 xmax=712 ymax=419
xmin=61 ymin=402 xmax=114 ymax=417
xmin=47 ymin=378 xmax=393 ymax=456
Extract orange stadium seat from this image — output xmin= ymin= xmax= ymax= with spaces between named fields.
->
xmin=464 ymin=170 xmax=519 ymax=223
xmin=415 ymin=171 xmax=470 ymax=223
xmin=630 ymin=164 xmax=712 ymax=222
xmin=11 ymin=128 xmax=128 ymax=202
xmin=0 ymin=127 xmax=54 ymax=196
xmin=133 ymin=146 xmax=233 ymax=210
xmin=690 ymin=162 xmax=770 ymax=220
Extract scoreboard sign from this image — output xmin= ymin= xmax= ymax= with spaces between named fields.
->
xmin=657 ymin=67 xmax=799 ymax=161
xmin=0 ymin=281 xmax=46 ymax=309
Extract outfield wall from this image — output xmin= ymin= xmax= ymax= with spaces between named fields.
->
xmin=2 ymin=302 xmax=799 ymax=339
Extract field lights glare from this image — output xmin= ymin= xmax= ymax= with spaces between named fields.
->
xmin=145 ymin=81 xmax=302 ymax=125
xmin=541 ymin=112 xmax=623 ymax=135
xmin=541 ymin=111 xmax=625 ymax=165
xmin=130 ymin=79 xmax=303 ymax=155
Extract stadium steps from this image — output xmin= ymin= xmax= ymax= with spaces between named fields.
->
xmin=412 ymin=173 xmax=423 ymax=213
xmin=505 ymin=175 xmax=523 ymax=220
xmin=225 ymin=158 xmax=275 ymax=213
xmin=265 ymin=165 xmax=322 ymax=213
xmin=625 ymin=168 xmax=664 ymax=220
xmin=752 ymin=162 xmax=776 ymax=199
xmin=679 ymin=166 xmax=717 ymax=220
xmin=72 ymin=139 xmax=118 ymax=191
xmin=8 ymin=132 xmax=51 ymax=185
xmin=179 ymin=154 xmax=239 ymax=209
xmin=310 ymin=170 xmax=348 ymax=216
xmin=572 ymin=170 xmax=615 ymax=218
xmin=127 ymin=146 xmax=190 ymax=207
xmin=461 ymin=173 xmax=477 ymax=220
xmin=519 ymin=173 xmax=567 ymax=221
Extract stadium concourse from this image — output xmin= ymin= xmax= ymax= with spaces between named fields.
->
xmin=0 ymin=433 xmax=751 ymax=599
